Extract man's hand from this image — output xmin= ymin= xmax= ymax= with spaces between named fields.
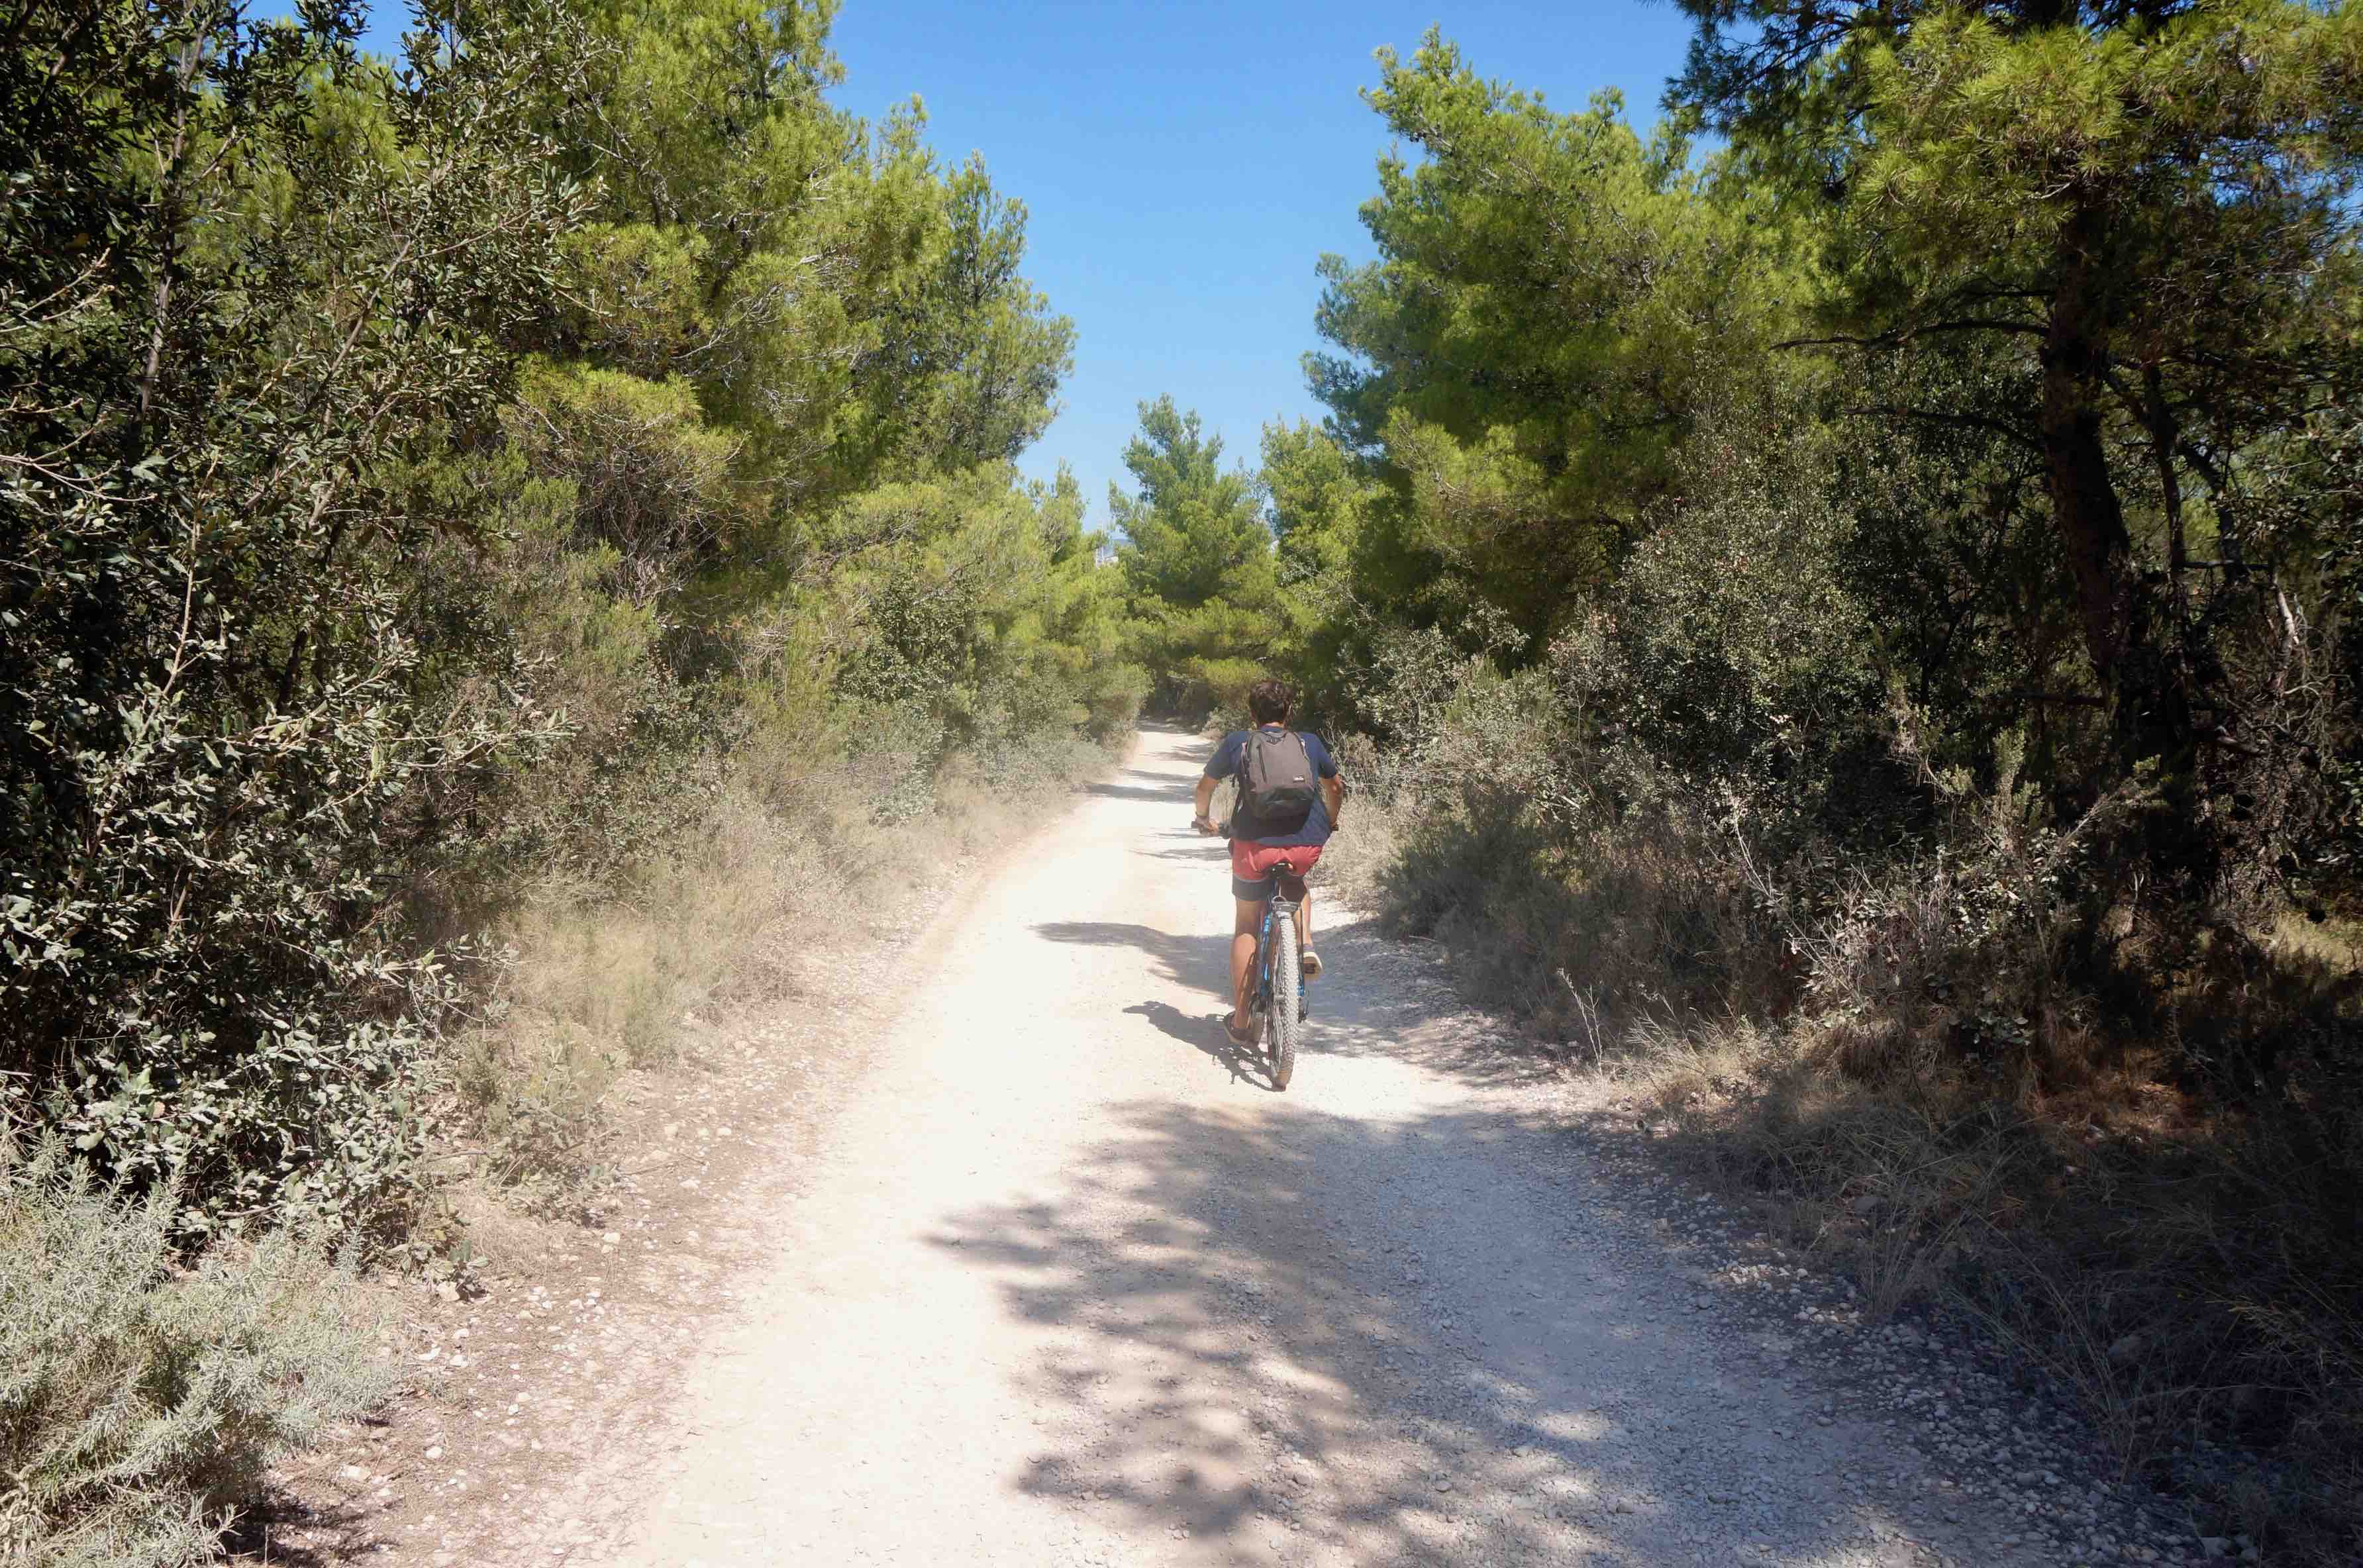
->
xmin=1192 ymin=772 xmax=1221 ymax=835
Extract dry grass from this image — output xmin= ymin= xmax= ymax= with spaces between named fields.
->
xmin=448 ymin=724 xmax=1111 ymax=1201
xmin=1644 ymin=1003 xmax=2361 ymax=1563
xmin=1339 ymin=754 xmax=2363 ymax=1564
xmin=1625 ymin=1004 xmax=2363 ymax=1552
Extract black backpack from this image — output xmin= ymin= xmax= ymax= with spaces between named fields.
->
xmin=1238 ymin=728 xmax=1318 ymax=834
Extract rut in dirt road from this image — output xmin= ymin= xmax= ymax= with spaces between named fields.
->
xmin=599 ymin=726 xmax=2021 ymax=1567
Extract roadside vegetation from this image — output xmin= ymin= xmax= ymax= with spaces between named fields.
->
xmin=1088 ymin=5 xmax=2362 ymax=1559
xmin=3 ymin=0 xmax=1134 ymax=1557
xmin=10 ymin=0 xmax=2362 ymax=1561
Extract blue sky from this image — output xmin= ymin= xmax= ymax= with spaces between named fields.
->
xmin=825 ymin=1 xmax=1699 ymax=520
xmin=334 ymin=2 xmax=1700 ymax=523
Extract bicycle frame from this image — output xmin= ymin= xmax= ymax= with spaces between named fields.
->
xmin=1211 ymin=822 xmax=1307 ymax=1036
xmin=1252 ymin=870 xmax=1304 ymax=1021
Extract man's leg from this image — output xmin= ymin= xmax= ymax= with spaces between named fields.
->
xmin=1293 ymin=886 xmax=1313 ymax=970
xmin=1231 ymin=897 xmax=1263 ymax=1032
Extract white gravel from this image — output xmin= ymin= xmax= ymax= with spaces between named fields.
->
xmin=597 ymin=727 xmax=2219 ymax=1567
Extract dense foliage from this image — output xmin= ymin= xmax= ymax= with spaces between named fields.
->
xmin=1258 ymin=9 xmax=2363 ymax=961
xmin=1193 ymin=9 xmax=2363 ymax=1553
xmin=1109 ymin=396 xmax=1281 ymax=712
xmin=2 ymin=0 xmax=589 ymax=1233
xmin=0 ymin=0 xmax=1134 ymax=1238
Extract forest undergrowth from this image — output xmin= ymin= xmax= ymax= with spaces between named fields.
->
xmin=9 ymin=0 xmax=2362 ymax=1561
xmin=1319 ymin=673 xmax=2363 ymax=1562
xmin=1 ymin=0 xmax=1137 ymax=1559
xmin=448 ymin=724 xmax=1114 ymax=1212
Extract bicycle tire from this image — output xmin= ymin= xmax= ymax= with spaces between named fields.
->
xmin=1268 ymin=912 xmax=1301 ymax=1091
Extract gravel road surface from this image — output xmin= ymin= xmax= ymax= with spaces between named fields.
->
xmin=597 ymin=727 xmax=2093 ymax=1567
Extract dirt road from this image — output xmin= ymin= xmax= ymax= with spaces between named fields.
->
xmin=597 ymin=727 xmax=2002 ymax=1567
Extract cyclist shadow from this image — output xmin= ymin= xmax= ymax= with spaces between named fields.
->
xmin=1033 ymin=921 xmax=1227 ymax=991
xmin=1123 ymin=999 xmax=1279 ymax=1093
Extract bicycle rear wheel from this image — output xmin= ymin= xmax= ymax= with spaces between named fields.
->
xmin=1268 ymin=913 xmax=1301 ymax=1091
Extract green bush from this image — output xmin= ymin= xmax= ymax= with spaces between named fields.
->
xmin=0 ymin=1140 xmax=393 ymax=1568
xmin=1079 ymin=661 xmax=1153 ymax=744
xmin=4 ymin=0 xmax=1126 ymax=1235
xmin=0 ymin=0 xmax=590 ymax=1236
xmin=1345 ymin=609 xmax=2363 ymax=1557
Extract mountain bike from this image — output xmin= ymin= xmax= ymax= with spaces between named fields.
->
xmin=1247 ymin=859 xmax=1307 ymax=1091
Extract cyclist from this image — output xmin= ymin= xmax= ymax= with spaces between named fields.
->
xmin=1191 ymin=678 xmax=1346 ymax=1046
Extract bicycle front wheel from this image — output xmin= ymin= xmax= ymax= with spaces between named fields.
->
xmin=1268 ymin=913 xmax=1301 ymax=1091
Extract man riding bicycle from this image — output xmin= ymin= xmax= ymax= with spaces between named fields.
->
xmin=1192 ymin=679 xmax=1346 ymax=1047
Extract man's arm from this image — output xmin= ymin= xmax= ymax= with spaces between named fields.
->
xmin=1313 ymin=734 xmax=1346 ymax=826
xmin=1193 ymin=773 xmax=1219 ymax=832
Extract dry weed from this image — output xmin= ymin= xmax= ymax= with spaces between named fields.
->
xmin=451 ymin=725 xmax=1114 ymax=1197
xmin=1342 ymin=702 xmax=2363 ymax=1560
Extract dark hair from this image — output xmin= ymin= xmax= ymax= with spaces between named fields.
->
xmin=1247 ymin=678 xmax=1292 ymax=724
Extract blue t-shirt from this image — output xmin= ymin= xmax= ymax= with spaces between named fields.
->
xmin=1207 ymin=727 xmax=1340 ymax=848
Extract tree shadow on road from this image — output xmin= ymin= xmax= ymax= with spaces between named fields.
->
xmin=1036 ymin=920 xmax=1231 ymax=995
xmin=1138 ymin=838 xmax=1234 ymax=864
xmin=223 ymin=1481 xmax=379 ymax=1565
xmin=1088 ymin=769 xmax=1201 ymax=804
xmin=1033 ymin=914 xmax=1563 ymax=1096
xmin=926 ymin=1096 xmax=1928 ymax=1566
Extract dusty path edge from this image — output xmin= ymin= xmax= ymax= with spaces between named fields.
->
xmin=253 ymin=730 xmax=1154 ymax=1567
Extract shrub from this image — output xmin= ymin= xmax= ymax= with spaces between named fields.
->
xmin=1350 ymin=658 xmax=2363 ymax=1556
xmin=1556 ymin=405 xmax=1913 ymax=855
xmin=454 ymin=1018 xmax=619 ymax=1202
xmin=0 ymin=1139 xmax=393 ymax=1568
xmin=1079 ymin=661 xmax=1153 ymax=744
xmin=454 ymin=672 xmax=1123 ymax=1195
xmin=0 ymin=0 xmax=589 ymax=1234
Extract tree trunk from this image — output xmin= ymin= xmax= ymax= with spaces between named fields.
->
xmin=2040 ymin=199 xmax=2138 ymax=696
xmin=2042 ymin=199 xmax=2206 ymax=875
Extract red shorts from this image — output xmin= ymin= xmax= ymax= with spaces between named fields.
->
xmin=1230 ymin=840 xmax=1321 ymax=899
